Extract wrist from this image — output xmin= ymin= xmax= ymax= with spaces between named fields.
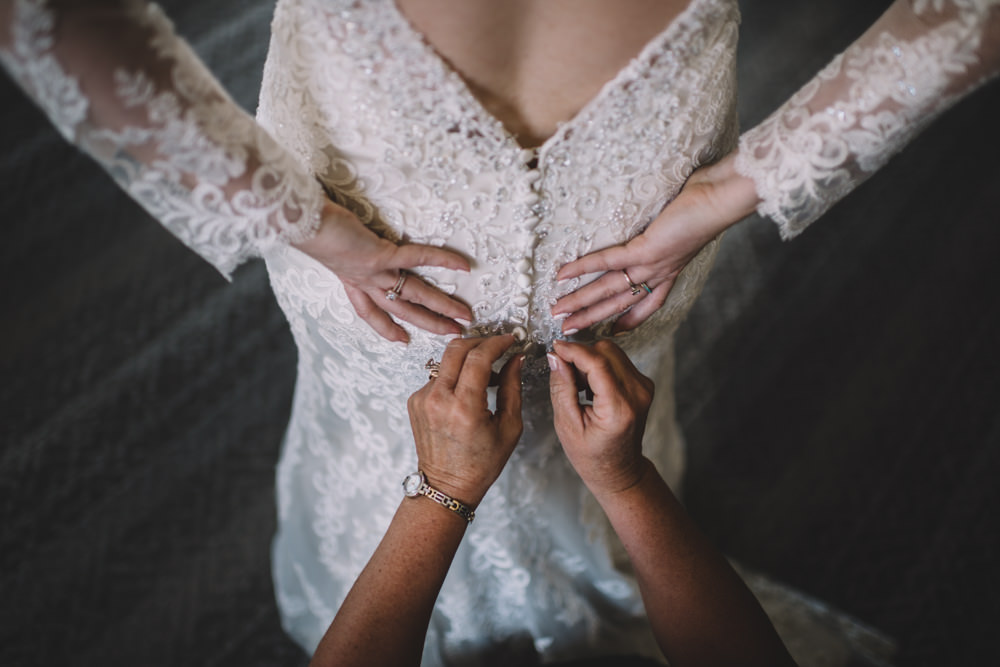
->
xmin=424 ymin=473 xmax=485 ymax=509
xmin=290 ymin=200 xmax=343 ymax=253
xmin=416 ymin=457 xmax=495 ymax=507
xmin=688 ymin=151 xmax=762 ymax=230
xmin=403 ymin=470 xmax=478 ymax=523
xmin=582 ymin=455 xmax=653 ymax=504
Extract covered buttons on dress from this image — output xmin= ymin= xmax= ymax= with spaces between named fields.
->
xmin=504 ymin=148 xmax=546 ymax=348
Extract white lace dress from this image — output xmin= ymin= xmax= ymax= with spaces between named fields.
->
xmin=2 ymin=1 xmax=998 ymax=665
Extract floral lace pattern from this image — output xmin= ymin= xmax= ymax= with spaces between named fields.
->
xmin=0 ymin=0 xmax=323 ymax=277
xmin=258 ymin=0 xmax=744 ymax=661
xmin=2 ymin=0 xmax=939 ymax=663
xmin=735 ymin=0 xmax=1000 ymax=238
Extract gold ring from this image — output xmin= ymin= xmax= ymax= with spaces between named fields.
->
xmin=386 ymin=271 xmax=408 ymax=301
xmin=424 ymin=358 xmax=441 ymax=380
xmin=622 ymin=269 xmax=641 ymax=296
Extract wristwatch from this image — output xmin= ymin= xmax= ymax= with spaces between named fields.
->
xmin=402 ymin=471 xmax=476 ymax=523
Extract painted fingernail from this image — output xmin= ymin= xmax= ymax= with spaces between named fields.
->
xmin=614 ymin=330 xmax=629 ymax=338
xmin=564 ymin=328 xmax=579 ymax=336
xmin=552 ymin=312 xmax=569 ymax=321
xmin=547 ymin=353 xmax=559 ymax=371
xmin=456 ymin=318 xmax=471 ymax=327
xmin=443 ymin=333 xmax=462 ymax=342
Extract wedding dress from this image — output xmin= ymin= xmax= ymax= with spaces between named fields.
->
xmin=3 ymin=0 xmax=998 ymax=665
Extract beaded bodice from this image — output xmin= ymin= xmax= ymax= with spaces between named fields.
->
xmin=259 ymin=0 xmax=740 ymax=404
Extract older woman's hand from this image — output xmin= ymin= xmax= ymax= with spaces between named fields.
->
xmin=407 ymin=335 xmax=524 ymax=506
xmin=551 ymin=153 xmax=759 ymax=335
xmin=547 ymin=339 xmax=654 ymax=497
xmin=294 ymin=200 xmax=473 ymax=343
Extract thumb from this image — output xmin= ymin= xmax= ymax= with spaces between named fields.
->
xmin=548 ymin=350 xmax=582 ymax=426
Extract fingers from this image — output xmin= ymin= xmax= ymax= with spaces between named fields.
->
xmin=388 ymin=273 xmax=473 ymax=323
xmin=455 ymin=335 xmax=515 ymax=397
xmin=611 ymin=278 xmax=672 ymax=334
xmin=344 ymin=284 xmax=409 ymax=343
xmin=436 ymin=337 xmax=483 ymax=390
xmin=556 ymin=287 xmax=645 ymax=335
xmin=552 ymin=269 xmax=635 ymax=319
xmin=435 ymin=335 xmax=514 ymax=394
xmin=548 ymin=347 xmax=585 ymax=427
xmin=553 ymin=263 xmax=672 ymax=334
xmin=556 ymin=243 xmax=634 ymax=281
xmin=394 ymin=243 xmax=471 ymax=273
xmin=351 ymin=268 xmax=473 ymax=338
xmin=495 ymin=353 xmax=525 ymax=442
xmin=379 ymin=293 xmax=465 ymax=336
xmin=551 ymin=341 xmax=621 ymax=401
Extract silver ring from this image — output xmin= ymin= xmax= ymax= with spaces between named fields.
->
xmin=385 ymin=270 xmax=408 ymax=301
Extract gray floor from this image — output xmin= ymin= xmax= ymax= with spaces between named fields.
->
xmin=1 ymin=1 xmax=998 ymax=665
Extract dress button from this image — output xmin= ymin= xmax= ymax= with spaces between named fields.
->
xmin=515 ymin=259 xmax=532 ymax=273
xmin=516 ymin=273 xmax=532 ymax=288
xmin=512 ymin=325 xmax=528 ymax=342
xmin=513 ymin=294 xmax=529 ymax=307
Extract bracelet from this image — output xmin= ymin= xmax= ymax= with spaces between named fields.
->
xmin=402 ymin=471 xmax=476 ymax=523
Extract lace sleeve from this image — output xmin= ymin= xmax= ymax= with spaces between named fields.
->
xmin=0 ymin=0 xmax=324 ymax=278
xmin=734 ymin=0 xmax=1000 ymax=239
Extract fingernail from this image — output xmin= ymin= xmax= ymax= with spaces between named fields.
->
xmin=443 ymin=333 xmax=461 ymax=342
xmin=456 ymin=318 xmax=471 ymax=327
xmin=613 ymin=330 xmax=628 ymax=338
xmin=552 ymin=312 xmax=569 ymax=321
xmin=564 ymin=328 xmax=579 ymax=336
xmin=546 ymin=353 xmax=559 ymax=371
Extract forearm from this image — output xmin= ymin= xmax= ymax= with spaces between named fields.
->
xmin=735 ymin=0 xmax=1000 ymax=237
xmin=0 ymin=0 xmax=323 ymax=278
xmin=310 ymin=498 xmax=467 ymax=667
xmin=592 ymin=458 xmax=795 ymax=667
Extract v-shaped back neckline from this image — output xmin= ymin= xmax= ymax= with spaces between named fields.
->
xmin=383 ymin=0 xmax=715 ymax=156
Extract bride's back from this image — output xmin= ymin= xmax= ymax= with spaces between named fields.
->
xmin=396 ymin=0 xmax=691 ymax=146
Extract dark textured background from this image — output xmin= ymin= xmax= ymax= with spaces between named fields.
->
xmin=1 ymin=1 xmax=998 ymax=665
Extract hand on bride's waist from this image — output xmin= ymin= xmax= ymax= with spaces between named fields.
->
xmin=292 ymin=199 xmax=473 ymax=344
xmin=551 ymin=152 xmax=760 ymax=335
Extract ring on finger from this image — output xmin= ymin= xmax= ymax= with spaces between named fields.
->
xmin=638 ymin=281 xmax=652 ymax=295
xmin=386 ymin=270 xmax=408 ymax=301
xmin=425 ymin=358 xmax=441 ymax=380
xmin=621 ymin=269 xmax=641 ymax=296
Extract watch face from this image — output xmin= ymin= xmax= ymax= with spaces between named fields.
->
xmin=402 ymin=472 xmax=423 ymax=497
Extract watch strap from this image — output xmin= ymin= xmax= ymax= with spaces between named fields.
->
xmin=404 ymin=471 xmax=475 ymax=523
xmin=418 ymin=480 xmax=476 ymax=523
